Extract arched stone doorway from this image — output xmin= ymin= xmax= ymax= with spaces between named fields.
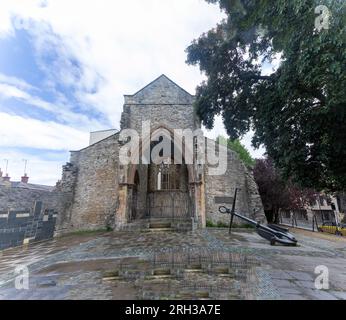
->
xmin=117 ymin=125 xmax=205 ymax=229
xmin=146 ymin=158 xmax=190 ymax=219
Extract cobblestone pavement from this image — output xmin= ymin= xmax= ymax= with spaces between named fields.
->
xmin=0 ymin=228 xmax=345 ymax=300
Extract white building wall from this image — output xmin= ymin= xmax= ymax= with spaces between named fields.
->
xmin=89 ymin=129 xmax=118 ymax=146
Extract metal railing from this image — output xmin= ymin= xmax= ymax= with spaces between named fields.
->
xmin=279 ymin=209 xmax=340 ymax=233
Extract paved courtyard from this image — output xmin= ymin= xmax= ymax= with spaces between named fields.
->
xmin=0 ymin=227 xmax=346 ymax=300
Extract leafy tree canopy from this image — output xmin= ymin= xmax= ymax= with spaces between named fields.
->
xmin=218 ymin=135 xmax=255 ymax=167
xmin=187 ymin=0 xmax=346 ymax=191
xmin=253 ymin=158 xmax=318 ymax=222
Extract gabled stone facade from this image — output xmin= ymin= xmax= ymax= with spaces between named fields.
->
xmin=55 ymin=75 xmax=265 ymax=234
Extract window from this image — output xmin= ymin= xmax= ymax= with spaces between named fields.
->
xmin=155 ymin=161 xmax=180 ymax=190
xmin=149 ymin=157 xmax=187 ymax=192
xmin=162 ymin=171 xmax=169 ymax=189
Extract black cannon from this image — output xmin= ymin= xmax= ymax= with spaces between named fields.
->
xmin=218 ymin=188 xmax=298 ymax=246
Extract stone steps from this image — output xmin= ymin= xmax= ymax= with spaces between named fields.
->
xmin=120 ymin=217 xmax=194 ymax=232
xmin=149 ymin=222 xmax=171 ymax=229
xmin=146 ymin=228 xmax=174 ymax=233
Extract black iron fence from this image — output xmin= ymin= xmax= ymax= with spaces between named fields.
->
xmin=278 ymin=209 xmax=341 ymax=234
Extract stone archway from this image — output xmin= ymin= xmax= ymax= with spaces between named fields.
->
xmin=117 ymin=124 xmax=206 ymax=229
xmin=146 ymin=158 xmax=190 ymax=219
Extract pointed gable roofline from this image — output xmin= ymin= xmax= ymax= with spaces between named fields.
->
xmin=129 ymin=74 xmax=195 ymax=97
xmin=124 ymin=74 xmax=195 ymax=105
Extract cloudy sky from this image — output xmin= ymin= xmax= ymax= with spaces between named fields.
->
xmin=0 ymin=0 xmax=265 ymax=185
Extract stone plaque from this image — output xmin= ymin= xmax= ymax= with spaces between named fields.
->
xmin=214 ymin=196 xmax=233 ymax=204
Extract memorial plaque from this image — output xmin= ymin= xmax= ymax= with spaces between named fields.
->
xmin=214 ymin=196 xmax=233 ymax=204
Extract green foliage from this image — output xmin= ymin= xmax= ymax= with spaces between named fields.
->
xmin=217 ymin=221 xmax=229 ymax=228
xmin=206 ymin=220 xmax=216 ymax=227
xmin=187 ymin=0 xmax=346 ymax=191
xmin=206 ymin=220 xmax=226 ymax=228
xmin=238 ymin=223 xmax=255 ymax=229
xmin=206 ymin=219 xmax=254 ymax=229
xmin=218 ymin=136 xmax=255 ymax=167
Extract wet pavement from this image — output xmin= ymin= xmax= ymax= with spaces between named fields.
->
xmin=0 ymin=228 xmax=346 ymax=300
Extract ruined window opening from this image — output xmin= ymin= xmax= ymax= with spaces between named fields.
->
xmin=155 ymin=160 xmax=181 ymax=191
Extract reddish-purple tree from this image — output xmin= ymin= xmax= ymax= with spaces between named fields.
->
xmin=286 ymin=183 xmax=318 ymax=210
xmin=254 ymin=158 xmax=318 ymax=223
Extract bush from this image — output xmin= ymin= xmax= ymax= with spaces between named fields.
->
xmin=206 ymin=220 xmax=216 ymax=227
xmin=206 ymin=220 xmax=254 ymax=229
xmin=217 ymin=221 xmax=229 ymax=228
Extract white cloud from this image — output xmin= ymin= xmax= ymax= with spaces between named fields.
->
xmin=0 ymin=73 xmax=36 ymax=91
xmin=0 ymin=0 xmax=267 ymax=184
xmin=1 ymin=0 xmax=225 ymax=127
xmin=0 ymin=112 xmax=88 ymax=150
xmin=0 ymin=81 xmax=105 ymax=130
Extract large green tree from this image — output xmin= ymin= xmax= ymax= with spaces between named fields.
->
xmin=187 ymin=0 xmax=346 ymax=191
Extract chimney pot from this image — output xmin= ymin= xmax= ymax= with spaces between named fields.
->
xmin=21 ymin=174 xmax=29 ymax=184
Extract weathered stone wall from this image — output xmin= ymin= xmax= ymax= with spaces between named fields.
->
xmin=56 ymin=75 xmax=265 ymax=233
xmin=121 ymin=104 xmax=198 ymax=132
xmin=121 ymin=75 xmax=199 ymax=132
xmin=54 ymin=163 xmax=78 ymax=234
xmin=135 ymin=164 xmax=149 ymax=218
xmin=0 ymin=184 xmax=59 ymax=250
xmin=55 ymin=134 xmax=120 ymax=234
xmin=124 ymin=75 xmax=195 ymax=105
xmin=205 ymin=142 xmax=265 ymax=226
